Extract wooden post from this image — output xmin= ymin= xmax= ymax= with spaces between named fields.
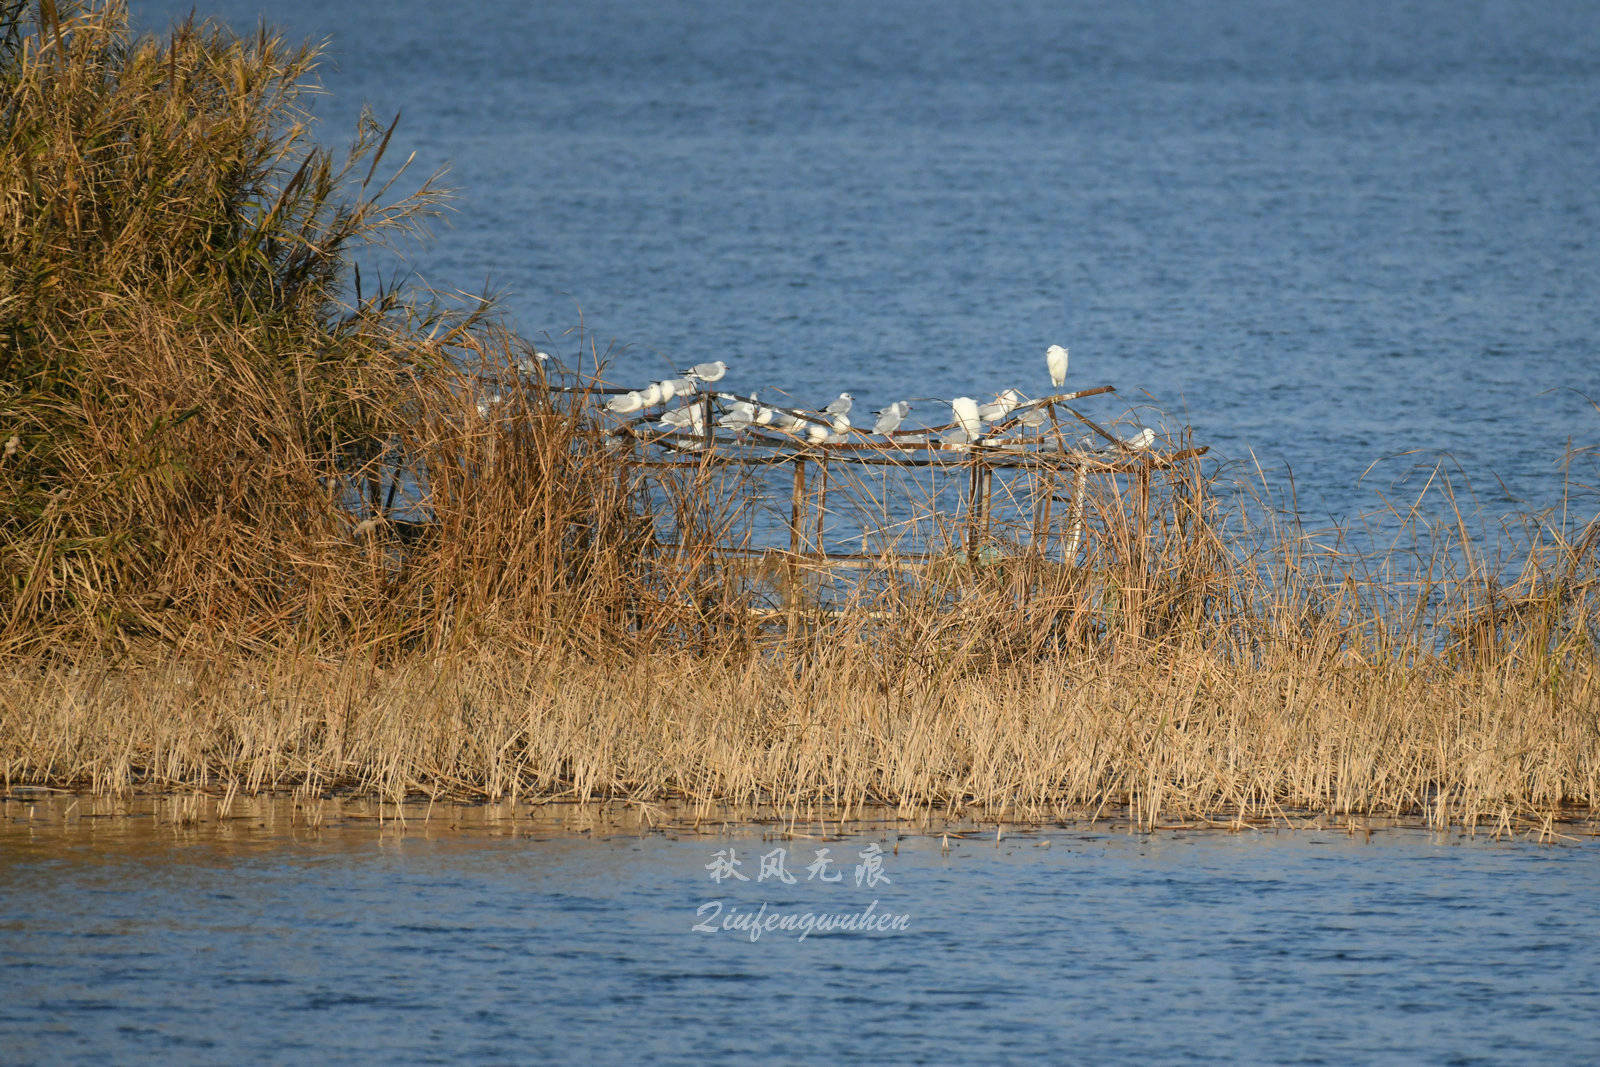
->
xmin=789 ymin=456 xmax=807 ymax=555
xmin=700 ymin=391 xmax=714 ymax=450
xmin=972 ymin=463 xmax=985 ymax=543
xmin=965 ymin=453 xmax=982 ymax=564
xmin=1032 ymin=468 xmax=1055 ymax=554
xmin=813 ymin=456 xmax=829 ymax=556
xmin=1063 ymin=464 xmax=1088 ymax=564
xmin=1135 ymin=461 xmax=1152 ymax=571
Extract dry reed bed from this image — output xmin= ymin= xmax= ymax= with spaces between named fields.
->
xmin=5 ymin=638 xmax=1595 ymax=831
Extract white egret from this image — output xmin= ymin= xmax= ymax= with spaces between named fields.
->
xmin=606 ymin=390 xmax=645 ymax=415
xmin=823 ymin=392 xmax=854 ymax=417
xmin=1046 ymin=344 xmax=1069 ymax=389
xmin=681 ymin=360 xmax=727 ymax=383
xmin=950 ymin=397 xmax=982 ymax=441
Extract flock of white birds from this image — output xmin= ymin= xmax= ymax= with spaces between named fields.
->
xmin=491 ymin=344 xmax=1160 ymax=456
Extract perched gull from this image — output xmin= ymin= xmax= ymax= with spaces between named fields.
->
xmin=806 ymin=420 xmax=831 ymax=444
xmin=830 ymin=413 xmax=851 ymax=437
xmin=1123 ymin=427 xmax=1157 ymax=451
xmin=1017 ymin=405 xmax=1049 ymax=428
xmin=660 ymin=405 xmax=706 ymax=433
xmin=516 ymin=349 xmax=566 ymax=375
xmin=717 ymin=394 xmax=758 ymax=431
xmin=638 ymin=382 xmax=665 ymax=408
xmin=977 ymin=388 xmax=1023 ymax=422
xmin=942 ymin=426 xmax=972 ymax=451
xmin=606 ymin=390 xmax=645 ymax=415
xmin=950 ymin=397 xmax=982 ymax=442
xmin=718 ymin=408 xmax=754 ymax=432
xmin=1046 ymin=345 xmax=1069 ymax=389
xmin=823 ymin=392 xmax=854 ymax=417
xmin=681 ymin=360 xmax=727 ymax=383
xmin=768 ymin=410 xmax=801 ymax=430
xmin=664 ymin=377 xmax=697 ymax=398
xmin=657 ymin=379 xmax=679 ymax=402
xmin=872 ymin=401 xmax=910 ymax=435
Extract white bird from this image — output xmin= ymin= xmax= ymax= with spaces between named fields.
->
xmin=951 ymin=397 xmax=982 ymax=441
xmin=942 ymin=426 xmax=972 ymax=451
xmin=1017 ymin=405 xmax=1048 ymax=428
xmin=754 ymin=405 xmax=778 ymax=427
xmin=806 ymin=419 xmax=832 ymax=444
xmin=830 ymin=413 xmax=851 ymax=437
xmin=660 ymin=405 xmax=706 ymax=432
xmin=639 ymin=382 xmax=665 ymax=408
xmin=977 ymin=388 xmax=1023 ymax=422
xmin=1046 ymin=344 xmax=1069 ymax=389
xmin=515 ymin=349 xmax=561 ymax=375
xmin=768 ymin=409 xmax=800 ymax=430
xmin=1124 ymin=427 xmax=1157 ymax=451
xmin=823 ymin=392 xmax=854 ymax=417
xmin=475 ymin=392 xmax=502 ymax=419
xmin=606 ymin=390 xmax=645 ymax=415
xmin=872 ymin=401 xmax=910 ymax=435
xmin=664 ymin=377 xmax=697 ymax=398
xmin=718 ymin=409 xmax=753 ymax=432
xmin=657 ymin=379 xmax=678 ymax=402
xmin=681 ymin=360 xmax=727 ymax=383
xmin=717 ymin=394 xmax=757 ymax=430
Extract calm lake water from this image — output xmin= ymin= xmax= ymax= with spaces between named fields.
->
xmin=4 ymin=801 xmax=1600 ymax=1063
xmin=132 ymin=0 xmax=1600 ymax=536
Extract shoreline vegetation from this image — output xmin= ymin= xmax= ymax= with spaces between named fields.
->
xmin=3 ymin=4 xmax=1597 ymax=833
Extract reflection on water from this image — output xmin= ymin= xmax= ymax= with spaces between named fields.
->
xmin=3 ymin=796 xmax=1599 ymax=1062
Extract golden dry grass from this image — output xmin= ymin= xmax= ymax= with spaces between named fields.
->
xmin=4 ymin=631 xmax=1595 ymax=831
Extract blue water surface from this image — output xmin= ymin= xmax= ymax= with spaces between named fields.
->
xmin=3 ymin=818 xmax=1599 ymax=1063
xmin=131 ymin=0 xmax=1600 ymax=534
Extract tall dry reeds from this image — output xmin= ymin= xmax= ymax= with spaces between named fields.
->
xmin=1 ymin=3 xmax=1597 ymax=829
